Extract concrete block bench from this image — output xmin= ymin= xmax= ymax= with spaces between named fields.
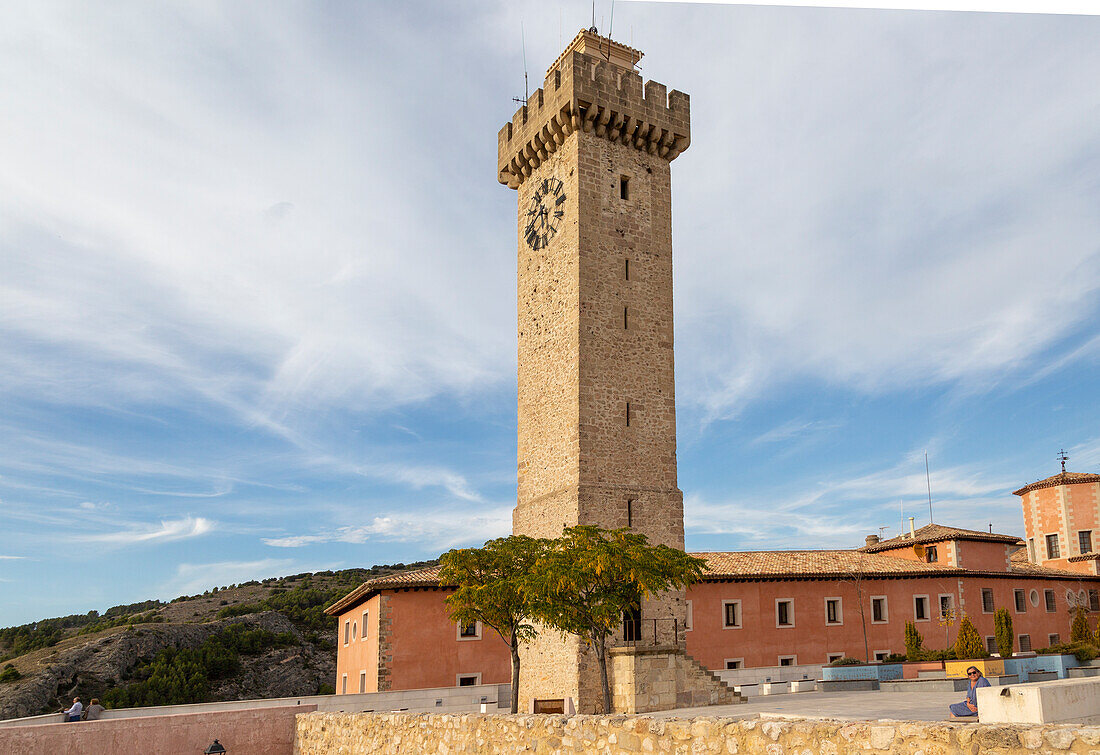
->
xmin=789 ymin=680 xmax=816 ymax=693
xmin=760 ymin=682 xmax=789 ymax=695
xmin=1027 ymin=670 xmax=1058 ymax=682
xmin=977 ymin=677 xmax=1100 ymax=724
xmin=734 ymin=684 xmax=759 ymax=697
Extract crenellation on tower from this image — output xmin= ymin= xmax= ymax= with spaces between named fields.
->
xmin=498 ymin=43 xmax=691 ymax=190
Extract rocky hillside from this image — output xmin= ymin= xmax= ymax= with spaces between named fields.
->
xmin=0 ymin=563 xmax=435 ymax=720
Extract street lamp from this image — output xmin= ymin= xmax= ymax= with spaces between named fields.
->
xmin=204 ymin=741 xmax=226 ymax=754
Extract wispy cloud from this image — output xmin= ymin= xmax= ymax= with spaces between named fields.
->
xmin=83 ymin=516 xmax=215 ymax=545
xmin=263 ymin=506 xmax=513 ymax=551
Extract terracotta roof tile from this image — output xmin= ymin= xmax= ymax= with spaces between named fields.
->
xmin=696 ymin=550 xmax=961 ymax=580
xmin=325 ymin=566 xmax=445 ymax=615
xmin=1014 ymin=471 xmax=1100 ymax=496
xmin=861 ymin=523 xmax=1020 ymax=553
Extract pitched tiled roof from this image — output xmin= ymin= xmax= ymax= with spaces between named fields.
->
xmin=1004 ymin=547 xmax=1097 ymax=577
xmin=327 ymin=540 xmax=1100 ymax=616
xmin=325 ymin=566 xmax=445 ymax=615
xmin=1014 ymin=471 xmax=1100 ymax=496
xmin=696 ymin=550 xmax=962 ymax=580
xmin=861 ymin=523 xmax=1020 ymax=553
xmin=1067 ymin=551 xmax=1100 ymax=563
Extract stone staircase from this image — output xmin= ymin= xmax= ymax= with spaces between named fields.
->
xmin=609 ymin=645 xmax=744 ymax=713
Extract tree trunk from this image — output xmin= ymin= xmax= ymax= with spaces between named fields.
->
xmin=509 ymin=638 xmax=521 ymax=714
xmin=594 ymin=632 xmax=611 ymax=714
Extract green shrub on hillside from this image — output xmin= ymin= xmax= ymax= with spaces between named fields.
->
xmin=102 ymin=625 xmax=297 ymax=709
xmin=0 ymin=663 xmax=21 ymax=682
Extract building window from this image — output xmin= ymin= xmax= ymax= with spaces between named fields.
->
xmin=725 ymin=659 xmax=743 ymax=669
xmin=981 ymin=588 xmax=995 ymax=614
xmin=685 ymin=600 xmax=694 ymax=631
xmin=778 ymin=655 xmax=796 ymax=666
xmin=341 ymin=674 xmax=347 ymax=695
xmin=362 ymin=610 xmax=369 ymax=640
xmin=352 ymin=622 xmax=357 ymax=641
xmin=457 ymin=674 xmax=481 ymax=687
xmin=874 ymin=651 xmax=890 ymax=662
xmin=913 ymin=595 xmax=929 ymax=621
xmin=1090 ymin=590 xmax=1099 ymax=611
xmin=1019 ymin=634 xmax=1031 ymax=652
xmin=1029 ymin=589 xmax=1040 ymax=607
xmin=624 ymin=258 xmax=630 ymax=280
xmin=626 ymin=498 xmax=634 ymax=527
xmin=1066 ymin=589 xmax=1077 ymax=607
xmin=825 ymin=597 xmax=842 ymax=625
xmin=939 ymin=594 xmax=954 ymax=619
xmin=871 ymin=596 xmax=888 ymax=623
xmin=1048 ymin=633 xmax=1060 ymax=646
xmin=457 ymin=621 xmax=482 ymax=640
xmin=623 ymin=604 xmax=641 ymax=641
xmin=985 ymin=636 xmax=997 ymax=655
xmin=620 ymin=175 xmax=630 ymax=200
xmin=723 ymin=600 xmax=742 ymax=629
xmin=826 ymin=653 xmax=845 ymax=663
xmin=344 ymin=620 xmax=350 ymax=646
xmin=1014 ymin=589 xmax=1026 ymax=613
xmin=925 ymin=545 xmax=938 ymax=563
xmin=623 ymin=306 xmax=629 ymax=329
xmin=359 ymin=671 xmax=366 ymax=693
xmin=625 ymin=402 xmax=631 ymax=427
xmin=1045 ymin=589 xmax=1056 ymax=613
xmin=1046 ymin=534 xmax=1060 ymax=559
xmin=776 ymin=599 xmax=794 ymax=627
xmin=1080 ymin=531 xmax=1093 ymax=554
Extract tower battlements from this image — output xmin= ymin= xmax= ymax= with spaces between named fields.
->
xmin=497 ymin=33 xmax=690 ymax=189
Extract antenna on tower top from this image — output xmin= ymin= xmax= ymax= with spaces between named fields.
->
xmin=590 ymin=0 xmax=597 ymax=32
xmin=1058 ymin=448 xmax=1069 ymax=474
xmin=513 ymin=23 xmax=529 ymax=107
xmin=606 ymin=0 xmax=616 ymax=61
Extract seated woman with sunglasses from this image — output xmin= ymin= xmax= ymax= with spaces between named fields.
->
xmin=949 ymin=667 xmax=991 ymax=718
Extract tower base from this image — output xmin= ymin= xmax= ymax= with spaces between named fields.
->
xmin=609 ymin=645 xmax=743 ymax=714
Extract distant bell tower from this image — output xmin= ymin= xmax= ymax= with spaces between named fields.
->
xmin=499 ymin=30 xmax=709 ymax=714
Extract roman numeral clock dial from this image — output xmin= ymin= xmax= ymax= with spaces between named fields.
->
xmin=524 ymin=177 xmax=566 ymax=250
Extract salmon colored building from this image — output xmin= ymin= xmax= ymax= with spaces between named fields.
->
xmin=327 ymin=470 xmax=1100 ymax=693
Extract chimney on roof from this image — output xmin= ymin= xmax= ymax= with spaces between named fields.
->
xmin=909 ymin=517 xmax=916 ymax=539
xmin=865 ymin=534 xmax=880 ymax=547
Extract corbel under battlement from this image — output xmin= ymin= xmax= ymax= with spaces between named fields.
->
xmin=497 ymin=48 xmax=691 ymax=189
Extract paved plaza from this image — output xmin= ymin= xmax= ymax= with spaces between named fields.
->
xmin=652 ymin=688 xmax=965 ymax=723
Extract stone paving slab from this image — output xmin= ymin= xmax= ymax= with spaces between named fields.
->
xmin=650 ymin=688 xmax=964 ymax=722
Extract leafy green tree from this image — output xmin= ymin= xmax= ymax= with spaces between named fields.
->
xmin=993 ymin=608 xmax=1013 ymax=658
xmin=526 ymin=526 xmax=706 ymax=714
xmin=904 ymin=621 xmax=924 ymax=661
xmin=953 ymin=615 xmax=988 ymax=660
xmin=438 ymin=535 xmax=547 ymax=714
xmin=1070 ymin=605 xmax=1092 ymax=644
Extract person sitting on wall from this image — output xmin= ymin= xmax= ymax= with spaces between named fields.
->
xmin=948 ymin=667 xmax=990 ymax=718
xmin=84 ymin=698 xmax=106 ymax=721
xmin=61 ymin=697 xmax=82 ymax=723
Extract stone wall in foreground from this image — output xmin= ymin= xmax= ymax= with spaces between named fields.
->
xmin=294 ymin=711 xmax=1100 ymax=754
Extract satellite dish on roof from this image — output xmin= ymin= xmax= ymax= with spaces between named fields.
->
xmin=913 ymin=544 xmax=927 ymax=560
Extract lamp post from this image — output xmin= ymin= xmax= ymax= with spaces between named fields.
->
xmin=204 ymin=740 xmax=226 ymax=754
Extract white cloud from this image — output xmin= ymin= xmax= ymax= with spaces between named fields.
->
xmin=0 ymin=555 xmax=24 ymax=560
xmin=84 ymin=516 xmax=215 ymax=545
xmin=263 ymin=506 xmax=513 ymax=551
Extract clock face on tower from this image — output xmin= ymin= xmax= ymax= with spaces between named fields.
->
xmin=524 ymin=176 xmax=566 ymax=250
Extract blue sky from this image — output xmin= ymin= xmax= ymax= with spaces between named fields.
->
xmin=1 ymin=2 xmax=1098 ymax=626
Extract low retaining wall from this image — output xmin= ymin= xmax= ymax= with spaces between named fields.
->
xmin=0 ymin=704 xmax=310 ymax=755
xmin=294 ymin=712 xmax=1100 ymax=754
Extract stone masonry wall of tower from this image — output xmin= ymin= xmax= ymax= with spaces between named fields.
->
xmin=498 ymin=30 xmax=691 ymax=712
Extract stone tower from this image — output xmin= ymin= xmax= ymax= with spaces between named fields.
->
xmin=498 ymin=30 xmax=714 ymax=714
